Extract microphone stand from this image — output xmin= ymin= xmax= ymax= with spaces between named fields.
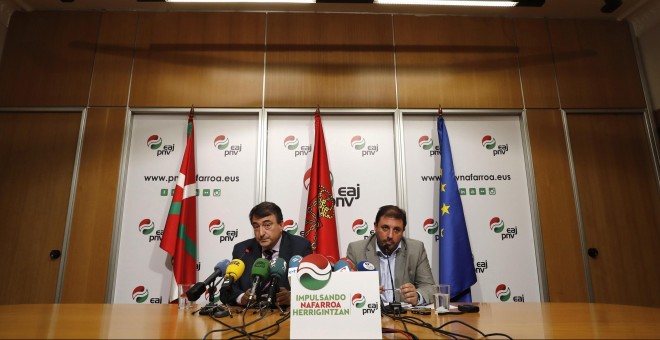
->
xmin=198 ymin=280 xmax=221 ymax=316
xmin=198 ymin=278 xmax=232 ymax=318
xmin=386 ymin=250 xmax=402 ymax=316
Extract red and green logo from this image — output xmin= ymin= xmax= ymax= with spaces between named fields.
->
xmin=350 ymin=135 xmax=366 ymax=150
xmin=132 ymin=286 xmax=149 ymax=303
xmin=297 ymin=254 xmax=332 ymax=290
xmin=418 ymin=135 xmax=433 ymax=150
xmin=147 ymin=135 xmax=162 ymax=150
xmin=284 ymin=135 xmax=299 ymax=150
xmin=423 ymin=218 xmax=438 ymax=234
xmin=138 ymin=218 xmax=155 ymax=235
xmin=352 ymin=219 xmax=369 ymax=235
xmin=283 ymin=219 xmax=298 ymax=235
xmin=209 ymin=219 xmax=225 ymax=235
xmin=352 ymin=293 xmax=366 ymax=308
xmin=490 ymin=217 xmax=504 ymax=233
xmin=214 ymin=135 xmax=229 ymax=150
xmin=495 ymin=284 xmax=511 ymax=302
xmin=482 ymin=135 xmax=496 ymax=150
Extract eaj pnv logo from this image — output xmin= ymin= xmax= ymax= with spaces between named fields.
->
xmin=489 ymin=217 xmax=504 ymax=233
xmin=350 ymin=135 xmax=379 ymax=157
xmin=495 ymin=283 xmax=525 ymax=302
xmin=283 ymin=219 xmax=299 ymax=235
xmin=146 ymin=135 xmax=162 ymax=150
xmin=139 ymin=218 xmax=163 ymax=243
xmin=208 ymin=218 xmax=238 ymax=243
xmin=284 ymin=135 xmax=299 ymax=150
xmin=423 ymin=218 xmax=438 ymax=235
xmin=209 ymin=219 xmax=225 ymax=235
xmin=482 ymin=135 xmax=509 ymax=156
xmin=489 ymin=217 xmax=518 ymax=240
xmin=132 ymin=286 xmax=149 ymax=303
xmin=495 ymin=284 xmax=511 ymax=302
xmin=350 ymin=135 xmax=366 ymax=150
xmin=297 ymin=254 xmax=332 ymax=290
xmin=214 ymin=135 xmax=229 ymax=150
xmin=138 ymin=219 xmax=154 ymax=235
xmin=419 ymin=135 xmax=440 ymax=156
xmin=418 ymin=136 xmax=433 ymax=150
xmin=351 ymin=293 xmax=366 ymax=308
xmin=146 ymin=134 xmax=174 ymax=156
xmin=352 ymin=219 xmax=369 ymax=236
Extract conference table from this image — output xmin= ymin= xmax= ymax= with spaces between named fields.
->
xmin=0 ymin=302 xmax=658 ymax=339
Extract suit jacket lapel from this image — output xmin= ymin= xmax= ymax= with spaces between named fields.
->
xmin=394 ymin=239 xmax=408 ymax=289
xmin=278 ymin=232 xmax=291 ymax=261
xmin=365 ymin=235 xmax=381 ymax=272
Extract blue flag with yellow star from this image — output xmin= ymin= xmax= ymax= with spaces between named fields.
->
xmin=438 ymin=116 xmax=477 ymax=302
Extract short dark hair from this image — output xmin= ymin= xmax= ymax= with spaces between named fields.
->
xmin=249 ymin=201 xmax=284 ymax=224
xmin=374 ymin=205 xmax=407 ymax=228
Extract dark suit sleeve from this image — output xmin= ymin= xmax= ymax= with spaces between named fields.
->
xmin=226 ymin=241 xmax=257 ymax=305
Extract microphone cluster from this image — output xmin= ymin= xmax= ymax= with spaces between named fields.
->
xmin=186 ymin=253 xmax=375 ymax=315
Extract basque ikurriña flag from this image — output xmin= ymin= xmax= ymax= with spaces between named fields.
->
xmin=303 ymin=109 xmax=340 ymax=262
xmin=160 ymin=108 xmax=198 ymax=298
xmin=437 ymin=114 xmax=477 ymax=302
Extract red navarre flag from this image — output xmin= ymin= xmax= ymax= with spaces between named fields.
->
xmin=160 ymin=108 xmax=198 ymax=288
xmin=304 ymin=109 xmax=340 ymax=261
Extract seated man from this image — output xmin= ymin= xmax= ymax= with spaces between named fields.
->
xmin=346 ymin=205 xmax=436 ymax=306
xmin=229 ymin=201 xmax=312 ymax=306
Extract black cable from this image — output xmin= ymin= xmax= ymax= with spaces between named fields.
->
xmin=438 ymin=319 xmax=513 ymax=340
xmin=246 ymin=309 xmax=290 ymax=338
xmin=385 ymin=310 xmax=513 ymax=340
xmin=202 ymin=308 xmax=249 ymax=340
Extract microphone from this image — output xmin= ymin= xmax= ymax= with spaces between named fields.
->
xmin=240 ymin=247 xmax=252 ymax=260
xmin=288 ymin=255 xmax=303 ymax=283
xmin=186 ymin=259 xmax=230 ymax=301
xmin=356 ymin=261 xmax=376 ymax=271
xmin=247 ymin=258 xmax=271 ymax=306
xmin=334 ymin=259 xmax=355 ymax=272
xmin=266 ymin=258 xmax=288 ymax=307
xmin=218 ymin=259 xmax=246 ymax=304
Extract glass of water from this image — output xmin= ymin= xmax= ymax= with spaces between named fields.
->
xmin=433 ymin=284 xmax=450 ymax=312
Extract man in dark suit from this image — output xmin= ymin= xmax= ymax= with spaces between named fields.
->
xmin=346 ymin=205 xmax=436 ymax=306
xmin=229 ymin=201 xmax=312 ymax=306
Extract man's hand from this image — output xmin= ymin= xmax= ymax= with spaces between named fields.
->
xmin=399 ymin=283 xmax=418 ymax=305
xmin=275 ymin=287 xmax=291 ymax=306
xmin=240 ymin=289 xmax=252 ymax=306
xmin=379 ymin=285 xmax=385 ymax=294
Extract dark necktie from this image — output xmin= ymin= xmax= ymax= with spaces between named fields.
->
xmin=263 ymin=249 xmax=276 ymax=261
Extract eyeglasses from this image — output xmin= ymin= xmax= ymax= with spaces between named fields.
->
xmin=252 ymin=222 xmax=275 ymax=230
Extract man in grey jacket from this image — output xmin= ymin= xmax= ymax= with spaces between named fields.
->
xmin=346 ymin=205 xmax=436 ymax=306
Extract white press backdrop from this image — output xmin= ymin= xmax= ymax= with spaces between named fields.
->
xmin=110 ymin=109 xmax=542 ymax=304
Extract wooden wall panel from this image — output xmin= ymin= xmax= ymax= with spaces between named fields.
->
xmin=265 ymin=13 xmax=396 ymax=108
xmin=549 ymin=20 xmax=645 ymax=109
xmin=514 ymin=19 xmax=560 ymax=109
xmin=130 ymin=12 xmax=265 ymax=108
xmin=0 ymin=12 xmax=100 ymax=107
xmin=394 ymin=15 xmax=522 ymax=109
xmin=526 ymin=109 xmax=587 ymax=302
xmin=89 ymin=13 xmax=139 ymax=107
xmin=567 ymin=112 xmax=660 ymax=307
xmin=60 ymin=108 xmax=126 ymax=303
xmin=0 ymin=112 xmax=80 ymax=304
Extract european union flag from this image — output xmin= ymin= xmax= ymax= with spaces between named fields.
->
xmin=437 ymin=116 xmax=477 ymax=302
